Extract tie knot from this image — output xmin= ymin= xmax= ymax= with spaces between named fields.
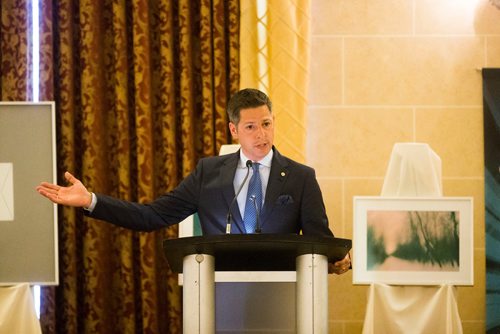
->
xmin=252 ymin=162 xmax=260 ymax=172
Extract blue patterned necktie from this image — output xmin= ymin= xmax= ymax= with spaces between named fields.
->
xmin=243 ymin=162 xmax=262 ymax=234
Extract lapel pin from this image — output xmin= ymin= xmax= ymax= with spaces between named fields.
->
xmin=281 ymin=172 xmax=286 ymax=177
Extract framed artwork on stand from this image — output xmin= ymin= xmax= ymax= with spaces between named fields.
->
xmin=352 ymin=196 xmax=474 ymax=286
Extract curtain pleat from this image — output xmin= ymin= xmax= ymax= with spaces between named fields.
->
xmin=240 ymin=0 xmax=310 ymax=163
xmin=36 ymin=0 xmax=239 ymax=333
xmin=0 ymin=0 xmax=32 ymax=100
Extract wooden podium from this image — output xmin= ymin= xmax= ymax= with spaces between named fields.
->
xmin=163 ymin=234 xmax=351 ymax=334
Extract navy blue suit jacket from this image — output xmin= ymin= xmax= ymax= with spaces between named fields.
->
xmin=88 ymin=147 xmax=333 ymax=237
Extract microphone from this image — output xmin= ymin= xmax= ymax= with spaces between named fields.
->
xmin=250 ymin=195 xmax=262 ymax=234
xmin=226 ymin=160 xmax=253 ymax=234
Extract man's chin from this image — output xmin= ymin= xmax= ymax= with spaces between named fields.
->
xmin=254 ymin=145 xmax=271 ymax=157
xmin=244 ymin=145 xmax=271 ymax=161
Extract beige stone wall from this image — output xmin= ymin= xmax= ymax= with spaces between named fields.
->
xmin=307 ymin=1 xmax=500 ymax=333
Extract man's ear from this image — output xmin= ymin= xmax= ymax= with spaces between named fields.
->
xmin=229 ymin=122 xmax=238 ymax=138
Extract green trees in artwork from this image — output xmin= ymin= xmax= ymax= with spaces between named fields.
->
xmin=367 ymin=225 xmax=388 ymax=269
xmin=392 ymin=211 xmax=459 ymax=268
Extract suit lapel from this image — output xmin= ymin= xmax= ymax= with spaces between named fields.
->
xmin=260 ymin=148 xmax=289 ymax=226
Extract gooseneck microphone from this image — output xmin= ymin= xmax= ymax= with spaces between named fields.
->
xmin=250 ymin=195 xmax=262 ymax=234
xmin=226 ymin=160 xmax=253 ymax=234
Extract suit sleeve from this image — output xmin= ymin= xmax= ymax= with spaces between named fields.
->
xmin=86 ymin=161 xmax=203 ymax=231
xmin=299 ymin=168 xmax=334 ymax=237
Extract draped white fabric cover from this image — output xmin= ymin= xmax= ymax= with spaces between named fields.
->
xmin=0 ymin=284 xmax=41 ymax=334
xmin=363 ymin=284 xmax=462 ymax=334
xmin=381 ymin=142 xmax=442 ymax=197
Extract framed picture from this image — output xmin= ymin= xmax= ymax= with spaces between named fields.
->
xmin=0 ymin=102 xmax=58 ymax=285
xmin=352 ymin=196 xmax=474 ymax=286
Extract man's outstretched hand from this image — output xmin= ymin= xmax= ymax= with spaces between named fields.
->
xmin=36 ymin=171 xmax=92 ymax=208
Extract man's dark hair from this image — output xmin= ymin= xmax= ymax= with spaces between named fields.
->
xmin=227 ymin=88 xmax=272 ymax=125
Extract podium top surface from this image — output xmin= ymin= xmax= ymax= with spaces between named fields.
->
xmin=163 ymin=234 xmax=352 ymax=273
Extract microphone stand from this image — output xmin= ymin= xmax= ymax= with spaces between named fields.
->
xmin=226 ymin=160 xmax=253 ymax=234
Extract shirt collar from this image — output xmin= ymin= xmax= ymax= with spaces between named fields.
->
xmin=239 ymin=149 xmax=273 ymax=168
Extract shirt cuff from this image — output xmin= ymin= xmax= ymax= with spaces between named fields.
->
xmin=84 ymin=192 xmax=97 ymax=212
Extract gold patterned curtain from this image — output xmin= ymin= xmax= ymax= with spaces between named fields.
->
xmin=0 ymin=0 xmax=32 ymax=101
xmin=37 ymin=0 xmax=239 ymax=333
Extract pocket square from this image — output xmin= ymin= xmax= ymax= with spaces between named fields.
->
xmin=276 ymin=194 xmax=294 ymax=205
xmin=0 ymin=163 xmax=14 ymax=221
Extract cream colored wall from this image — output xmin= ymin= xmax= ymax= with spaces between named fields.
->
xmin=307 ymin=1 xmax=500 ymax=333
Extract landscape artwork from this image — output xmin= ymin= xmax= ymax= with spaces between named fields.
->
xmin=367 ymin=210 xmax=459 ymax=272
xmin=353 ymin=197 xmax=473 ymax=285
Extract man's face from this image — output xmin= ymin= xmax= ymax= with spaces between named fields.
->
xmin=229 ymin=105 xmax=274 ymax=162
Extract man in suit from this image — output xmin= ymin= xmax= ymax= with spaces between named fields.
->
xmin=37 ymin=88 xmax=351 ymax=274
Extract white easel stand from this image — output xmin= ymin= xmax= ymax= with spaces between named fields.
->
xmin=362 ymin=143 xmax=463 ymax=334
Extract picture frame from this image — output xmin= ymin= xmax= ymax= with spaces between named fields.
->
xmin=352 ymin=196 xmax=474 ymax=286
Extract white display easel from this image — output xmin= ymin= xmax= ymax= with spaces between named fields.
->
xmin=362 ymin=143 xmax=463 ymax=334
